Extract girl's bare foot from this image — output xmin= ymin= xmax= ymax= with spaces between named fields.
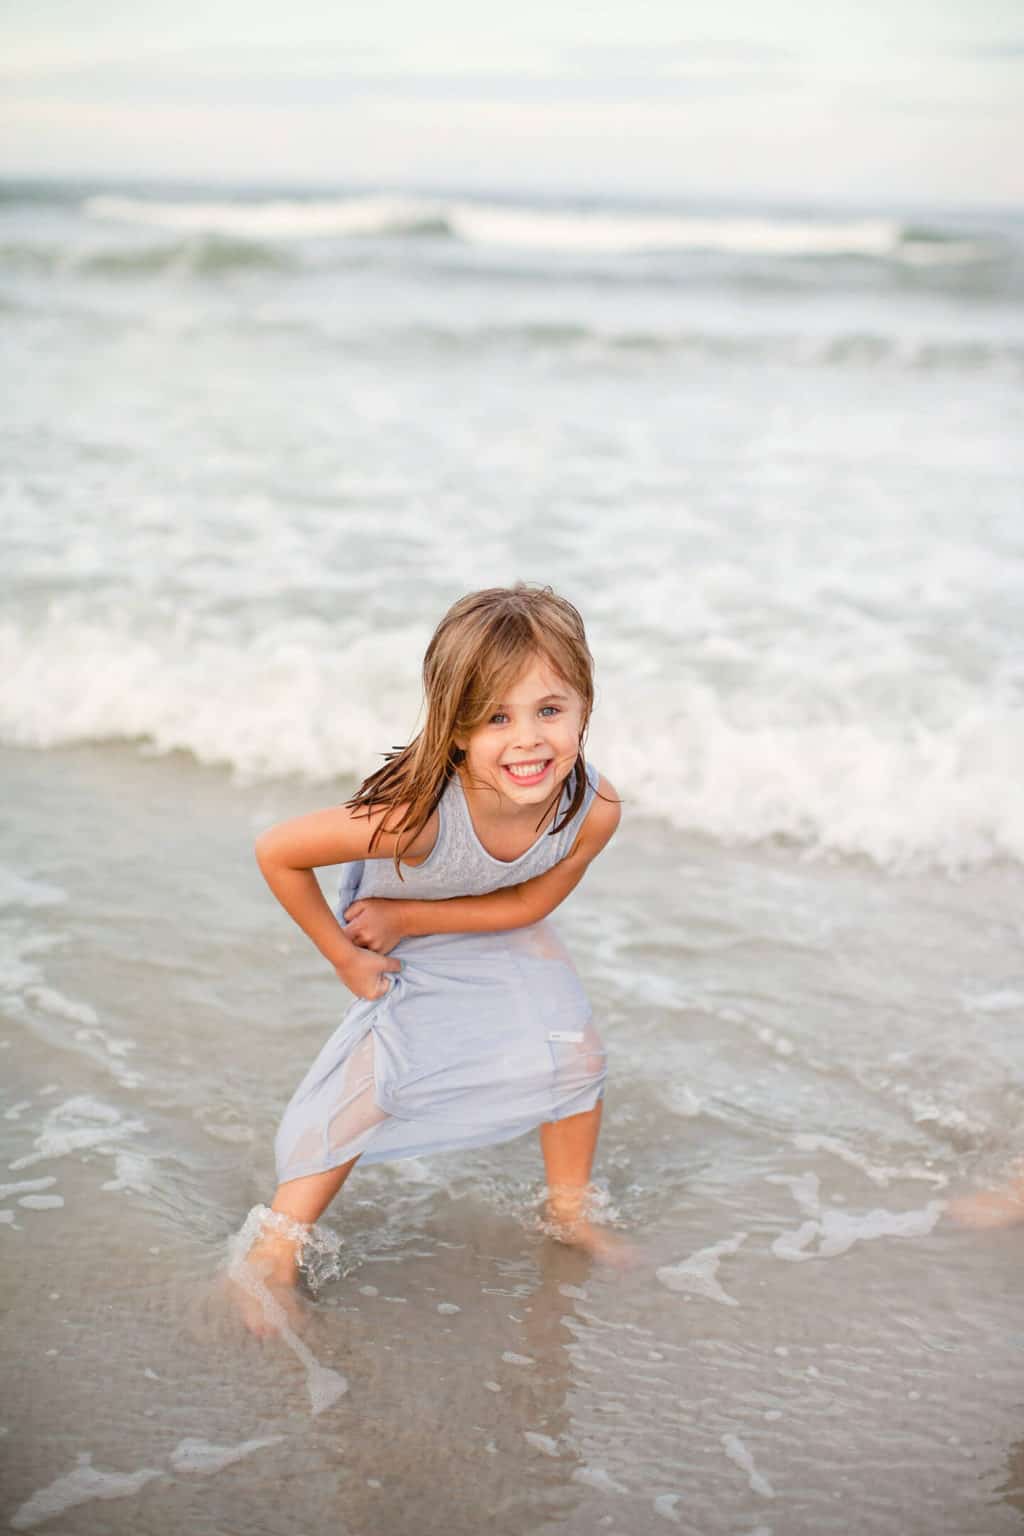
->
xmin=220 ymin=1268 xmax=307 ymax=1339
xmin=947 ymin=1183 xmax=1024 ymax=1230
xmin=550 ymin=1217 xmax=641 ymax=1267
xmin=542 ymin=1193 xmax=641 ymax=1268
xmin=221 ymin=1233 xmax=308 ymax=1339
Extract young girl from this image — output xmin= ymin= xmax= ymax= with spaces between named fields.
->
xmin=227 ymin=583 xmax=624 ymax=1336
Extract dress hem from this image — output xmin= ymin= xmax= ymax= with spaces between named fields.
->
xmin=274 ymin=1080 xmax=606 ymax=1183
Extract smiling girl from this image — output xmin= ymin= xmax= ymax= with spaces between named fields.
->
xmin=226 ymin=583 xmax=625 ymax=1334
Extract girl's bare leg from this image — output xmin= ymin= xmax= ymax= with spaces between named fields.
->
xmin=229 ymin=1028 xmax=391 ymax=1333
xmin=225 ymin=1159 xmax=360 ymax=1337
xmin=539 ymin=1101 xmax=633 ymax=1265
xmin=252 ymin=1158 xmax=363 ymax=1284
xmin=540 ymin=1101 xmax=602 ymax=1223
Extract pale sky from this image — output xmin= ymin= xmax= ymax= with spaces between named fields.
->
xmin=2 ymin=0 xmax=1022 ymax=207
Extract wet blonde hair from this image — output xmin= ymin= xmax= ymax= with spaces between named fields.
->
xmin=346 ymin=582 xmax=608 ymax=880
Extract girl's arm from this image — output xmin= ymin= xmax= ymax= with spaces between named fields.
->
xmin=343 ymin=776 xmax=621 ymax=951
xmin=254 ymin=796 xmax=428 ymax=1000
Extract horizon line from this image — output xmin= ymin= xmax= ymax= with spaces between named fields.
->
xmin=1 ymin=167 xmax=1022 ymax=220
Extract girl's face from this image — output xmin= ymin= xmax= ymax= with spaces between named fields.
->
xmin=455 ymin=654 xmax=585 ymax=811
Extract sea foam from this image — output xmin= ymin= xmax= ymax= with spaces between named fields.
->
xmin=82 ymin=192 xmax=987 ymax=265
xmin=1 ymin=613 xmax=1021 ymax=871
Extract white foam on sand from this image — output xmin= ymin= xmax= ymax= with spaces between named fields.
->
xmin=26 ymin=987 xmax=98 ymax=1027
xmin=653 ymin=1492 xmax=683 ymax=1523
xmin=0 ymin=934 xmax=53 ymax=1001
xmin=656 ymin=1233 xmax=748 ymax=1306
xmin=167 ymin=1434 xmax=285 ymax=1474
xmin=722 ymin=1433 xmax=775 ymax=1499
xmin=18 ymin=1194 xmax=64 ymax=1209
xmin=769 ymin=1172 xmax=821 ymax=1216
xmin=661 ymin=1084 xmax=705 ymax=1118
xmin=201 ymin=1120 xmax=255 ymax=1145
xmin=24 ymin=987 xmax=143 ymax=1087
xmin=0 ymin=922 xmax=141 ymax=1089
xmin=8 ymin=1096 xmax=146 ymax=1171
xmin=792 ymin=1133 xmax=948 ymax=1188
xmin=76 ymin=1027 xmax=138 ymax=1061
xmin=0 ymin=1176 xmax=56 ymax=1198
xmin=960 ymin=987 xmax=1024 ymax=1014
xmin=9 ymin=1436 xmax=287 ymax=1529
xmin=9 ymin=1451 xmax=164 ymax=1530
xmin=0 ymin=869 xmax=67 ymax=911
xmin=572 ymin=1465 xmax=629 ymax=1495
xmin=101 ymin=1151 xmax=155 ymax=1195
xmin=768 ymin=1174 xmax=944 ymax=1261
xmin=523 ymin=1431 xmax=560 ymax=1457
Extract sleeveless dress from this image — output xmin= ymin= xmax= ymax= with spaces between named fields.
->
xmin=273 ymin=759 xmax=608 ymax=1183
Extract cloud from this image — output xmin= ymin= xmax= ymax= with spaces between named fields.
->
xmin=0 ymin=40 xmax=800 ymax=108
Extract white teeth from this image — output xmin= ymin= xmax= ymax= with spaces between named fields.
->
xmin=506 ymin=761 xmax=549 ymax=777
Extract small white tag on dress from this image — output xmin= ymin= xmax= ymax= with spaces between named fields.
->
xmin=547 ymin=1029 xmax=584 ymax=1043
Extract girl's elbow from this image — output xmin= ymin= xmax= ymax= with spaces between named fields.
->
xmin=254 ymin=825 xmax=310 ymax=877
xmin=254 ymin=828 xmax=279 ymax=870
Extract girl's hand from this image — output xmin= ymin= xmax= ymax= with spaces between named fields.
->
xmin=336 ymin=944 xmax=401 ymax=1002
xmin=342 ymin=898 xmax=407 ymax=955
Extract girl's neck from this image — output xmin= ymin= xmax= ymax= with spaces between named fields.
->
xmin=455 ymin=764 xmax=563 ymax=837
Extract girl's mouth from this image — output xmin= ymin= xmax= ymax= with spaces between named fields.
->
xmin=501 ymin=759 xmax=552 ymax=786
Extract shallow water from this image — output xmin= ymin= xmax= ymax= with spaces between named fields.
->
xmin=4 ymin=174 xmax=1023 ymax=1532
xmin=2 ymin=741 xmax=1023 ymax=1535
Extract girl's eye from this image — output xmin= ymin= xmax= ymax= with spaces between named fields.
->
xmin=488 ymin=706 xmax=560 ymax=725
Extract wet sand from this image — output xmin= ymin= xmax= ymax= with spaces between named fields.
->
xmin=2 ymin=742 xmax=1024 ymax=1535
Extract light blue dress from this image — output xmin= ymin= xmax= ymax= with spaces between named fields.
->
xmin=274 ymin=759 xmax=608 ymax=1182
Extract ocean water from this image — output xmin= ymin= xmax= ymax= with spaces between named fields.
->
xmin=2 ymin=177 xmax=1023 ymax=1534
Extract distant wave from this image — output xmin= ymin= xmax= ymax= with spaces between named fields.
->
xmin=338 ymin=322 xmax=1024 ymax=374
xmin=4 ymin=236 xmax=1011 ymax=297
xmin=81 ymin=192 xmax=1000 ymax=265
xmin=7 ymin=269 xmax=1016 ymax=372
xmin=85 ymin=193 xmax=456 ymax=243
xmin=1 ymin=616 xmax=1021 ymax=873
xmin=85 ymin=233 xmax=297 ymax=276
xmin=0 ymin=235 xmax=297 ymax=278
xmin=0 ymin=179 xmax=83 ymax=207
